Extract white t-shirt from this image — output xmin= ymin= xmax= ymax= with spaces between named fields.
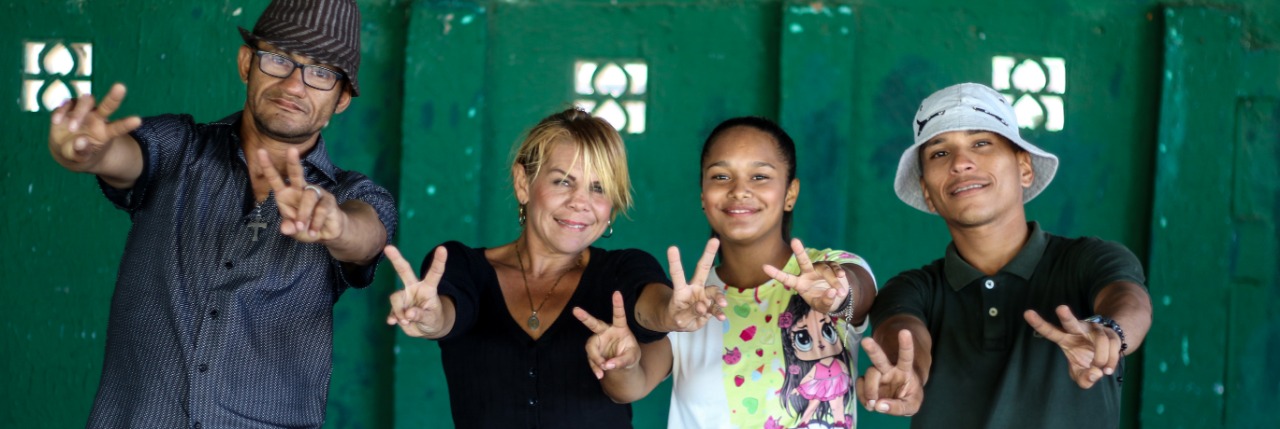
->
xmin=669 ymin=248 xmax=873 ymax=429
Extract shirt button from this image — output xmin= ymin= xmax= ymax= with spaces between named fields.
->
xmin=224 ymin=261 xmax=233 ymax=269
xmin=527 ymin=369 xmax=536 ymax=378
xmin=527 ymin=398 xmax=537 ymax=406
xmin=988 ymin=307 xmax=999 ymax=317
xmin=984 ymin=279 xmax=995 ymax=289
xmin=193 ymin=423 xmax=202 ymax=429
xmin=198 ymin=363 xmax=209 ymax=373
xmin=209 ymin=309 xmax=219 ymax=319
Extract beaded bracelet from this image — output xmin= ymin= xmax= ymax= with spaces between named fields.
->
xmin=1083 ymin=314 xmax=1127 ymax=382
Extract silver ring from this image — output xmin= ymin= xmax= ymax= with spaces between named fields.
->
xmin=303 ymin=184 xmax=324 ymax=200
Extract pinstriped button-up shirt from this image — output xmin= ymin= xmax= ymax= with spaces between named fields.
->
xmin=86 ymin=112 xmax=397 ymax=429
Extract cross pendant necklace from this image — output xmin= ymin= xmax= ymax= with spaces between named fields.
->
xmin=247 ymin=200 xmax=268 ymax=242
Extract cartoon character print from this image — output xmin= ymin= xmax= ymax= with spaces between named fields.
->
xmin=778 ymin=294 xmax=853 ymax=428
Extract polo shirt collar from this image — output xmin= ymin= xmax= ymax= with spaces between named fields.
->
xmin=943 ymin=221 xmax=1048 ymax=291
xmin=224 ymin=111 xmax=341 ymax=184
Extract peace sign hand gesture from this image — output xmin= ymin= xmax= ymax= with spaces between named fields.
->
xmin=256 ymin=148 xmax=345 ymax=243
xmin=856 ymin=330 xmax=924 ymax=416
xmin=574 ymin=291 xmax=642 ymax=379
xmin=385 ymin=245 xmax=449 ymax=338
xmin=763 ymin=238 xmax=850 ymax=313
xmin=49 ymin=83 xmax=142 ymax=173
xmin=1024 ymin=305 xmax=1122 ymax=389
xmin=665 ymin=238 xmax=726 ymax=332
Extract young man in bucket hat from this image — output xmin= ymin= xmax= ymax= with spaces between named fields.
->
xmin=855 ymin=83 xmax=1152 ymax=428
xmin=46 ymin=1 xmax=396 ymax=427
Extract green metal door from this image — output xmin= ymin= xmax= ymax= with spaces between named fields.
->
xmin=395 ymin=1 xmax=780 ymax=427
xmin=1143 ymin=7 xmax=1280 ymax=428
xmin=828 ymin=2 xmax=1164 ymax=428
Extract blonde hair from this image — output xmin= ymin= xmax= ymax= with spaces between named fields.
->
xmin=512 ymin=108 xmax=633 ymax=218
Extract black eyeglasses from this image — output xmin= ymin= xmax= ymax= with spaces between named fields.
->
xmin=251 ymin=49 xmax=345 ymax=91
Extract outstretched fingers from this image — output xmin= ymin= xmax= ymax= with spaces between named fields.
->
xmin=573 ymin=306 xmax=610 ymax=335
xmin=690 ymin=238 xmax=719 ymax=288
xmin=861 ymin=336 xmax=895 ymax=373
xmin=789 ymin=238 xmax=816 ymax=273
xmin=573 ymin=308 xmax=607 ymax=379
xmin=384 ymin=245 xmax=420 ymax=324
xmin=894 ymin=329 xmax=916 ymax=372
xmin=762 ymin=264 xmax=798 ymax=288
xmin=66 ymin=93 xmax=97 ymax=133
xmin=257 ymin=149 xmax=290 ymax=194
xmin=95 ymin=83 xmax=128 ymax=118
xmin=1024 ymin=309 xmax=1070 ymax=345
xmin=666 ymin=246 xmax=687 ymax=290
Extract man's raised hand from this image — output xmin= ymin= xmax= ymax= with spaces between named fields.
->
xmin=1024 ymin=305 xmax=1121 ymax=389
xmin=763 ymin=238 xmax=850 ymax=313
xmin=857 ymin=329 xmax=924 ymax=416
xmin=49 ymin=83 xmax=141 ymax=174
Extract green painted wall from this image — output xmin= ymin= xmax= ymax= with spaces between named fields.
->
xmin=3 ymin=0 xmax=1279 ymax=428
xmin=1 ymin=1 xmax=405 ymax=428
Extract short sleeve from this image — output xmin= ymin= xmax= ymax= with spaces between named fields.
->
xmin=1073 ymin=238 xmax=1148 ymax=304
xmin=610 ymin=249 xmax=673 ymax=344
xmin=102 ymin=114 xmax=199 ymax=212
xmin=870 ymin=268 xmax=934 ymax=329
xmin=330 ymin=170 xmax=398 ymax=288
xmin=430 ymin=241 xmax=482 ymax=341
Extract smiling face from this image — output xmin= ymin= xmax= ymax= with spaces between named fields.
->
xmin=514 ymin=140 xmax=614 ymax=255
xmin=918 ymin=130 xmax=1035 ymax=228
xmin=700 ymin=126 xmax=799 ymax=245
xmin=237 ymin=43 xmax=351 ymax=145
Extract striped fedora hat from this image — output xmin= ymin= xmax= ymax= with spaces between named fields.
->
xmin=239 ymin=0 xmax=363 ymax=96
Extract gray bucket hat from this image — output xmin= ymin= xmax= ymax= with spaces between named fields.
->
xmin=239 ymin=0 xmax=362 ymax=96
xmin=893 ymin=82 xmax=1059 ymax=213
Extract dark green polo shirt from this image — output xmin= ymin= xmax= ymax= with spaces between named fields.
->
xmin=871 ymin=222 xmax=1146 ymax=429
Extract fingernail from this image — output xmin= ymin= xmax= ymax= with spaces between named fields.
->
xmin=1104 ymin=368 xmax=1113 ymax=375
xmin=866 ymin=400 xmax=875 ymax=411
xmin=877 ymin=403 xmax=889 ymax=412
xmin=68 ymin=121 xmax=78 ymax=132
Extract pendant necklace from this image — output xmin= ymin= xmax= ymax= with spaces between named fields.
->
xmin=247 ymin=199 xmax=268 ymax=242
xmin=515 ymin=244 xmax=579 ymax=330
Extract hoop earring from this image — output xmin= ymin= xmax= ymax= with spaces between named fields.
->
xmin=518 ymin=204 xmax=527 ymax=227
xmin=602 ymin=221 xmax=614 ymax=238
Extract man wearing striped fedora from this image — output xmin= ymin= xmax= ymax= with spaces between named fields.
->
xmin=46 ymin=1 xmax=396 ymax=427
xmin=854 ymin=83 xmax=1152 ymax=428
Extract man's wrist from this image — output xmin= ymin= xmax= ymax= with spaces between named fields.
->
xmin=1082 ymin=314 xmax=1128 ymax=353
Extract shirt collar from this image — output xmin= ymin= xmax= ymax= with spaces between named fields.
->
xmin=943 ymin=221 xmax=1048 ymax=290
xmin=224 ymin=111 xmax=340 ymax=184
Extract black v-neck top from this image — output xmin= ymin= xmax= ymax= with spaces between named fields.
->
xmin=425 ymin=240 xmax=671 ymax=428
